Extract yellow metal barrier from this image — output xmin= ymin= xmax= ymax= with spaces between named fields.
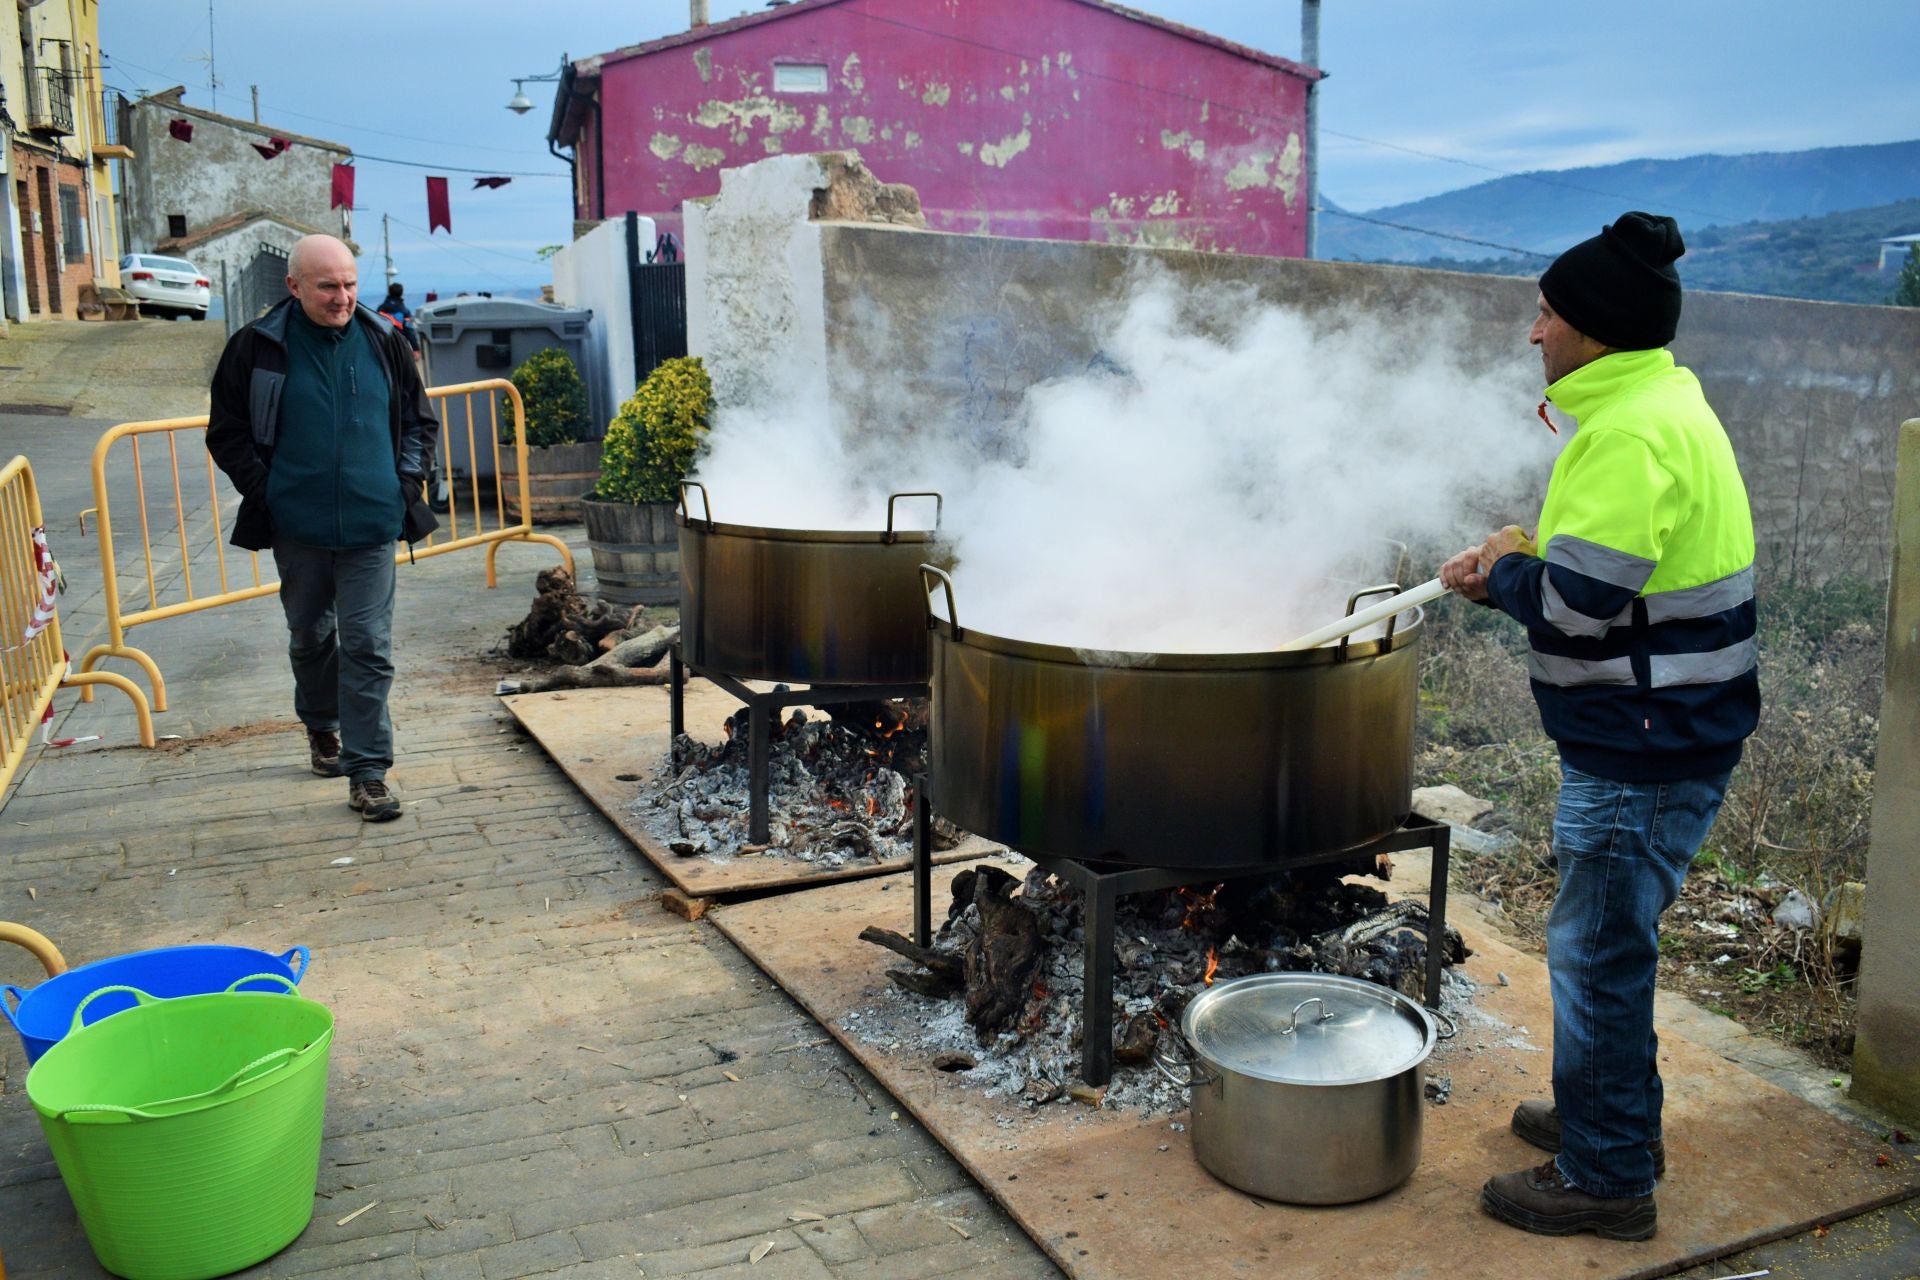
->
xmin=75 ymin=379 xmax=573 ymax=711
xmin=0 ymin=455 xmax=155 ymax=797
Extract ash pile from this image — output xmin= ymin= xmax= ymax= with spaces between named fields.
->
xmin=855 ymin=860 xmax=1472 ymax=1116
xmin=633 ymin=697 xmax=961 ymax=866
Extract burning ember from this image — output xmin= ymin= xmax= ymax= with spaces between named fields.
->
xmin=855 ymin=859 xmax=1472 ymax=1115
xmin=632 ymin=698 xmax=959 ymax=866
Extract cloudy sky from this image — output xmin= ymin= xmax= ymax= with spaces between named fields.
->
xmin=100 ymin=0 xmax=1920 ymax=295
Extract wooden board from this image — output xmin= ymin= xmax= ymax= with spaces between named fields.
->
xmin=711 ymin=862 xmax=1920 ymax=1280
xmin=503 ymin=684 xmax=996 ymax=898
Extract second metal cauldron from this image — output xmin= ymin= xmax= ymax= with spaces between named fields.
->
xmin=677 ymin=485 xmax=942 ymax=686
xmin=920 ymin=567 xmax=1421 ymax=868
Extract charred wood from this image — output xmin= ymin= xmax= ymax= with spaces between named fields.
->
xmin=962 ymin=865 xmax=1046 ymax=1037
xmin=858 ymin=926 xmax=965 ymax=985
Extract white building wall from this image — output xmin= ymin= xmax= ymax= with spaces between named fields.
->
xmin=550 ymin=214 xmax=653 ymax=432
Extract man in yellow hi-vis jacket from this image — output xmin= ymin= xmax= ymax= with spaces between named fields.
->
xmin=1440 ymin=212 xmax=1759 ymax=1242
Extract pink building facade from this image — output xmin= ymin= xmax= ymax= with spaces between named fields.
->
xmin=551 ymin=0 xmax=1319 ymax=257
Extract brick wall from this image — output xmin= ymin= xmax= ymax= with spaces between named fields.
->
xmin=9 ymin=145 xmax=97 ymax=318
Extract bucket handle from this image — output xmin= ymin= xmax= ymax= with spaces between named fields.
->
xmin=278 ymin=945 xmax=312 ymax=984
xmin=225 ymin=971 xmax=301 ymax=996
xmin=885 ymin=492 xmax=943 ymax=542
xmin=1 ymin=984 xmax=26 ymax=1029
xmin=920 ymin=564 xmax=962 ymax=641
xmin=51 ymin=1047 xmax=302 ymax=1124
xmin=1150 ymin=1029 xmax=1217 ymax=1089
xmin=68 ymin=984 xmax=158 ymax=1035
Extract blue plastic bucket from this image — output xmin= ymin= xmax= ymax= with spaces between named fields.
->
xmin=2 ymin=944 xmax=310 ymax=1064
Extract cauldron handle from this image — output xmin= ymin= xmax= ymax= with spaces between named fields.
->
xmin=1336 ymin=584 xmax=1404 ymax=661
xmin=679 ymin=480 xmax=714 ymax=532
xmin=920 ymin=564 xmax=962 ymax=640
xmin=1151 ymin=1030 xmax=1216 ymax=1088
xmin=886 ymin=492 xmax=943 ymax=542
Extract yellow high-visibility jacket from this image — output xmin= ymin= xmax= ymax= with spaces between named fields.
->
xmin=1486 ymin=348 xmax=1759 ymax=782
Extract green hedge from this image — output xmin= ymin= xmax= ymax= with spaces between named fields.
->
xmin=596 ymin=356 xmax=712 ymax=504
xmin=502 ymin=347 xmax=590 ymax=448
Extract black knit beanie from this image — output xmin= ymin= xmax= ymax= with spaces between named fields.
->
xmin=1538 ymin=212 xmax=1686 ymax=350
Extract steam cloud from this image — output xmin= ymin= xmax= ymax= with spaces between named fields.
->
xmin=689 ymin=274 xmax=1556 ymax=653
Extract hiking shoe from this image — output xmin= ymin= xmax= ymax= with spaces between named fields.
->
xmin=348 ymin=777 xmax=401 ymax=822
xmin=1512 ymin=1101 xmax=1666 ymax=1178
xmin=308 ymin=729 xmax=342 ymax=777
xmin=1481 ymin=1159 xmax=1657 ymax=1241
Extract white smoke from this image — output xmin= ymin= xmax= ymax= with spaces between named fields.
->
xmin=689 ymin=273 xmax=1556 ymax=653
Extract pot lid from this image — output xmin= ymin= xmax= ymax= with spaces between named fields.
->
xmin=1182 ymin=972 xmax=1434 ymax=1085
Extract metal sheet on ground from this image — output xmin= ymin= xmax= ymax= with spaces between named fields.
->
xmin=711 ymin=862 xmax=1920 ymax=1280
xmin=502 ymin=685 xmax=996 ymax=897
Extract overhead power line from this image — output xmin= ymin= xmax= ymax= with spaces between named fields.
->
xmin=1314 ymin=207 xmax=1552 ymax=260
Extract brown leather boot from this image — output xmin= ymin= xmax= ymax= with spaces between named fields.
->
xmin=308 ymin=729 xmax=342 ymax=777
xmin=1481 ymin=1159 xmax=1657 ymax=1240
xmin=1511 ymin=1101 xmax=1666 ymax=1178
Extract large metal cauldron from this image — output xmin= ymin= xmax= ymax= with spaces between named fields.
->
xmin=677 ymin=485 xmax=942 ymax=686
xmin=920 ymin=568 xmax=1421 ymax=868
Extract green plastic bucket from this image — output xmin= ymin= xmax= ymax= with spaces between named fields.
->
xmin=25 ymin=976 xmax=334 ymax=1280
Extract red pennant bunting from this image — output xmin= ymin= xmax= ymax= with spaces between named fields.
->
xmin=167 ymin=118 xmax=193 ymax=142
xmin=471 ymin=176 xmax=512 ymax=190
xmin=425 ymin=176 xmax=451 ymax=234
xmin=251 ymin=136 xmax=290 ymax=160
xmin=330 ymin=163 xmax=356 ymax=211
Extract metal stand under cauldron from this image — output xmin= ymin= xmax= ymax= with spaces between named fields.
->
xmin=668 ymin=649 xmax=929 ymax=846
xmin=909 ymin=780 xmax=1452 ymax=1088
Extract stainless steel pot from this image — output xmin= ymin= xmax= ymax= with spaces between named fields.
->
xmin=919 ymin=567 xmax=1421 ymax=868
xmin=677 ymin=485 xmax=942 ymax=685
xmin=1155 ymin=972 xmax=1443 ymax=1204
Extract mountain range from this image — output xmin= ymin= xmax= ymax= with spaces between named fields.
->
xmin=1318 ymin=139 xmax=1920 ymax=305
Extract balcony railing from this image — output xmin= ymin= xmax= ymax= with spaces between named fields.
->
xmin=26 ymin=67 xmax=76 ymax=136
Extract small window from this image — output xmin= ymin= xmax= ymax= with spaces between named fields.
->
xmin=59 ymin=186 xmax=86 ymax=263
xmin=167 ymin=214 xmax=187 ymax=239
xmin=772 ymin=63 xmax=829 ymax=94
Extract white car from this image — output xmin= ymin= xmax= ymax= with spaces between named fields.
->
xmin=120 ymin=254 xmax=211 ymax=320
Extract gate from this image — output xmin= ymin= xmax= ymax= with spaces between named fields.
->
xmin=223 ymin=244 xmax=291 ymax=335
xmin=625 ymin=213 xmax=687 ymax=384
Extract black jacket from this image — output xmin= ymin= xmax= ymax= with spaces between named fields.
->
xmin=207 ymin=299 xmax=439 ymax=551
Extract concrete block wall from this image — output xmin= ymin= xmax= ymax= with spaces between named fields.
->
xmin=811 ymin=223 xmax=1920 ymax=581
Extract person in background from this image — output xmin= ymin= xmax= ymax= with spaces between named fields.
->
xmin=376 ymin=280 xmax=419 ymax=352
xmin=206 ymin=235 xmax=439 ymax=821
xmin=1439 ymin=212 xmax=1759 ymax=1241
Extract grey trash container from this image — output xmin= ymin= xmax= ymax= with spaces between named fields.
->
xmin=416 ymin=297 xmax=597 ymax=485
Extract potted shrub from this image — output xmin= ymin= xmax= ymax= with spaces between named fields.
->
xmin=497 ymin=347 xmax=599 ymax=524
xmin=580 ymin=356 xmax=712 ymax=606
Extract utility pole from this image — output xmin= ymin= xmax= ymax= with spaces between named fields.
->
xmin=1301 ymin=0 xmax=1321 ymax=261
xmin=250 ymin=85 xmax=259 ymax=123
xmin=383 ymin=213 xmax=396 ymax=285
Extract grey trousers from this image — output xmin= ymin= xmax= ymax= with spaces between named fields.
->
xmin=272 ymin=540 xmax=396 ymax=782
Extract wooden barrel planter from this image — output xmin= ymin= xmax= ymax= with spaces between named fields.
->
xmin=580 ymin=495 xmax=679 ymax=606
xmin=500 ymin=441 xmax=603 ymax=524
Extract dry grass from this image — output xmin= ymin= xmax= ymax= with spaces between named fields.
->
xmin=1416 ymin=573 xmax=1884 ymax=1068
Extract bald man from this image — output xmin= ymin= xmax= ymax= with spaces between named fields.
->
xmin=207 ymin=235 xmax=439 ymax=821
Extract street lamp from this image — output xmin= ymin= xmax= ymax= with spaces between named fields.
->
xmin=504 ymin=61 xmax=566 ymax=115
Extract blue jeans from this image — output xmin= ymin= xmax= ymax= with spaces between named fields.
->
xmin=273 ymin=540 xmax=397 ymax=782
xmin=1547 ymin=762 xmax=1731 ymax=1199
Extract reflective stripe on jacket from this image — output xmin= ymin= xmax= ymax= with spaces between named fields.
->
xmin=1485 ymin=348 xmax=1760 ymax=782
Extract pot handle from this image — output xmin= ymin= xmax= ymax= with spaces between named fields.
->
xmin=1151 ymin=1029 xmax=1217 ymax=1088
xmin=1336 ymin=584 xmax=1403 ymax=662
xmin=920 ymin=564 xmax=962 ymax=641
xmin=885 ymin=492 xmax=942 ymax=542
xmin=679 ymin=480 xmax=714 ymax=532
xmin=1281 ymin=996 xmax=1336 ymax=1035
xmin=1431 ymin=1007 xmax=1458 ymax=1040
